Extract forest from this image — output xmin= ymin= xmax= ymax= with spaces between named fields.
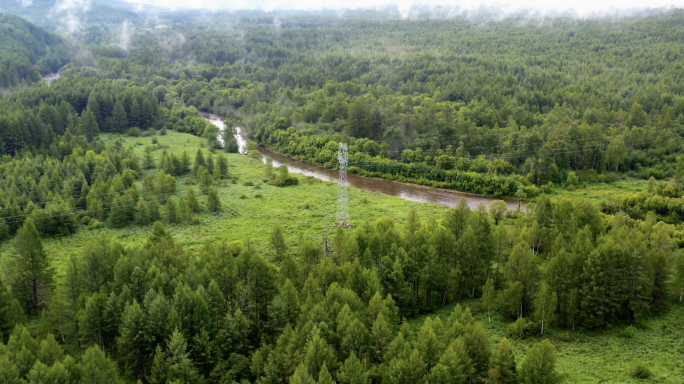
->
xmin=0 ymin=4 xmax=683 ymax=384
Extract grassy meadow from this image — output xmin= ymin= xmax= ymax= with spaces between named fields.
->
xmin=410 ymin=301 xmax=684 ymax=384
xmin=1 ymin=130 xmax=682 ymax=383
xmin=0 ymin=130 xmax=448 ymax=276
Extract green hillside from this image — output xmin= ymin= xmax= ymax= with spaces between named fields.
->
xmin=0 ymin=13 xmax=68 ymax=87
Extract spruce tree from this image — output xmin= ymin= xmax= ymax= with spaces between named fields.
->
xmin=80 ymin=345 xmax=122 ymax=384
xmin=337 ymin=352 xmax=369 ymax=384
xmin=79 ymin=109 xmax=100 ymax=142
xmin=318 ymin=363 xmax=335 ymax=384
xmin=291 ymin=363 xmax=316 ymax=384
xmin=166 ymin=329 xmax=201 ymax=383
xmin=270 ymin=224 xmax=289 ymax=261
xmin=193 ymin=149 xmax=206 ymax=176
xmin=519 ymin=340 xmax=563 ymax=384
xmin=207 ymin=188 xmax=221 ymax=212
xmin=13 ymin=218 xmax=51 ymax=314
xmin=305 ymin=328 xmax=337 ymax=380
xmin=112 ymin=100 xmax=128 ymax=133
xmin=489 ymin=338 xmax=517 ymax=384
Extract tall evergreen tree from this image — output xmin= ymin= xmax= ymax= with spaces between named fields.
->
xmin=13 ymin=218 xmax=51 ymax=314
xmin=112 ymin=100 xmax=128 ymax=133
xmin=79 ymin=109 xmax=100 ymax=142
xmin=519 ymin=340 xmax=563 ymax=384
xmin=489 ymin=338 xmax=517 ymax=384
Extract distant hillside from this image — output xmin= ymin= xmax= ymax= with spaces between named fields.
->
xmin=0 ymin=0 xmax=146 ymax=30
xmin=0 ymin=13 xmax=69 ymax=87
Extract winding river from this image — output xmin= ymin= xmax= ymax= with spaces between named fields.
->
xmin=204 ymin=112 xmax=521 ymax=210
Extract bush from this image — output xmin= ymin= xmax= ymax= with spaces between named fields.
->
xmin=88 ymin=219 xmax=104 ymax=230
xmin=152 ymin=136 xmax=158 ymax=144
xmin=255 ymin=193 xmax=263 ymax=198
xmin=620 ymin=325 xmax=637 ymax=338
xmin=160 ymin=126 xmax=167 ymax=135
xmin=127 ymin=127 xmax=142 ymax=137
xmin=630 ymin=361 xmax=651 ymax=379
xmin=507 ymin=317 xmax=537 ymax=339
xmin=243 ymin=181 xmax=254 ymax=186
xmin=248 ymin=150 xmax=263 ymax=160
xmin=239 ymin=194 xmax=247 ymax=199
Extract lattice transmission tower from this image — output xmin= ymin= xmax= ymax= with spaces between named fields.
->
xmin=336 ymin=143 xmax=351 ymax=228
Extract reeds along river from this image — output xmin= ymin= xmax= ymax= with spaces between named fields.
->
xmin=204 ymin=113 xmax=523 ymax=210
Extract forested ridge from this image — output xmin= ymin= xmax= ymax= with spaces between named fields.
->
xmin=0 ymin=6 xmax=684 ymax=384
xmin=0 ymin=13 xmax=69 ymax=88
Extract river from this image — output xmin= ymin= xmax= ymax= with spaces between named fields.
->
xmin=202 ymin=113 xmax=521 ymax=210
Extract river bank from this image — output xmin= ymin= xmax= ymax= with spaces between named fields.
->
xmin=202 ymin=113 xmax=523 ymax=210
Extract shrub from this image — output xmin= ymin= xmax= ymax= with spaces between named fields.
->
xmin=620 ymin=325 xmax=637 ymax=338
xmin=630 ymin=361 xmax=651 ymax=379
xmin=152 ymin=136 xmax=158 ymax=144
xmin=239 ymin=194 xmax=247 ymax=199
xmin=160 ymin=126 xmax=167 ymax=135
xmin=127 ymin=127 xmax=141 ymax=137
xmin=507 ymin=317 xmax=537 ymax=339
xmin=89 ymin=219 xmax=104 ymax=230
xmin=255 ymin=193 xmax=263 ymax=198
xmin=243 ymin=181 xmax=254 ymax=186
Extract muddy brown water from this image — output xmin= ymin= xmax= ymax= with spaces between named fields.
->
xmin=203 ymin=113 xmax=522 ymax=210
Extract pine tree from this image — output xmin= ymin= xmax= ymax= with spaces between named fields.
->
xmin=291 ymin=363 xmax=316 ymax=384
xmin=166 ymin=329 xmax=201 ymax=383
xmin=318 ymin=363 xmax=335 ymax=384
xmin=81 ymin=345 xmax=122 ymax=384
xmin=337 ymin=352 xmax=369 ymax=384
xmin=117 ymin=301 xmax=147 ymax=378
xmin=13 ymin=218 xmax=51 ymax=314
xmin=416 ymin=318 xmax=441 ymax=369
xmin=79 ymin=109 xmax=100 ymax=142
xmin=87 ymin=92 xmax=102 ymax=125
xmin=217 ymin=154 xmax=229 ymax=178
xmin=193 ymin=149 xmax=206 ymax=176
xmin=207 ymin=188 xmax=221 ymax=212
xmin=0 ymin=355 xmax=22 ymax=384
xmin=181 ymin=151 xmax=191 ymax=174
xmin=112 ymin=100 xmax=128 ymax=133
xmin=305 ymin=328 xmax=337 ymax=380
xmin=519 ymin=340 xmax=563 ymax=384
xmin=129 ymin=99 xmax=141 ymax=128
xmin=370 ymin=312 xmax=393 ymax=362
xmin=37 ymin=333 xmax=64 ymax=366
xmin=270 ymin=224 xmax=289 ymax=262
xmin=462 ymin=322 xmax=491 ymax=383
xmin=489 ymin=338 xmax=517 ymax=384
xmin=144 ymin=146 xmax=155 ymax=169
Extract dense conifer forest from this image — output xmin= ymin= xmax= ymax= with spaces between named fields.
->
xmin=0 ymin=4 xmax=683 ymax=384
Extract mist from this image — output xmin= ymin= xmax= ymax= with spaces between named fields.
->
xmin=121 ymin=0 xmax=683 ymax=19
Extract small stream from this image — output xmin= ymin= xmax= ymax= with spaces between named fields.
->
xmin=203 ymin=113 xmax=521 ymax=210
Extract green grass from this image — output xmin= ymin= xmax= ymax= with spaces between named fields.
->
xmin=409 ymin=300 xmax=684 ymax=384
xmin=2 ymin=131 xmax=681 ymax=383
xmin=549 ymin=179 xmax=648 ymax=205
xmin=1 ymin=131 xmax=448 ymax=277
